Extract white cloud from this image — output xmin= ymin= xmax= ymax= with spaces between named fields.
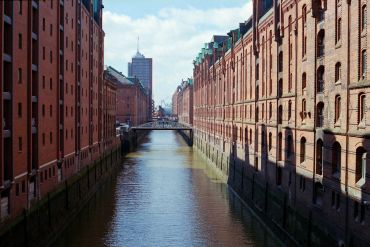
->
xmin=103 ymin=2 xmax=253 ymax=105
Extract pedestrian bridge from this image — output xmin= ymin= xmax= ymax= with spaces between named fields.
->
xmin=131 ymin=121 xmax=193 ymax=131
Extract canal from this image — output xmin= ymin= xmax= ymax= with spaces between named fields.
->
xmin=53 ymin=131 xmax=281 ymax=247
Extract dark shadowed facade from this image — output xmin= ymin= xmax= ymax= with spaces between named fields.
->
xmin=193 ymin=0 xmax=370 ymax=246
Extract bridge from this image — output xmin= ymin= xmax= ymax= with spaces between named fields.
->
xmin=130 ymin=121 xmax=193 ymax=146
xmin=131 ymin=121 xmax=193 ymax=131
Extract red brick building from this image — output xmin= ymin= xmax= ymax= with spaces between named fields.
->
xmin=105 ymin=66 xmax=149 ymax=127
xmin=172 ymin=79 xmax=193 ymax=125
xmin=193 ymin=0 xmax=370 ymax=245
xmin=0 ymin=0 xmax=118 ymax=223
xmin=103 ymin=75 xmax=118 ymax=151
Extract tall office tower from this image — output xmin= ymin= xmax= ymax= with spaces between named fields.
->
xmin=128 ymin=46 xmax=152 ymax=121
xmin=0 ymin=0 xmax=105 ymax=220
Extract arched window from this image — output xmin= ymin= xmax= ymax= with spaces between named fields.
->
xmin=287 ymin=135 xmax=293 ymax=158
xmin=249 ymin=129 xmax=252 ymax=144
xmin=269 ymin=102 xmax=272 ymax=119
xmin=314 ymin=182 xmax=324 ymax=206
xmin=269 ymin=132 xmax=272 ymax=151
xmin=317 ymin=66 xmax=325 ymax=93
xmin=361 ymin=49 xmax=367 ymax=80
xmin=300 ymin=137 xmax=306 ymax=163
xmin=261 ymin=130 xmax=265 ymax=149
xmin=317 ymin=102 xmax=324 ymax=127
xmin=278 ymin=132 xmax=283 ymax=161
xmin=316 ymin=139 xmax=324 ymax=175
xmin=278 ymin=51 xmax=283 ymax=72
xmin=278 ymin=79 xmax=283 ymax=97
xmin=302 ymin=99 xmax=307 ymax=120
xmin=362 ymin=5 xmax=367 ymax=31
xmin=278 ymin=105 xmax=283 ymax=124
xmin=358 ymin=93 xmax=366 ymax=123
xmin=336 ymin=18 xmax=342 ymax=42
xmin=317 ymin=30 xmax=325 ymax=57
xmin=288 ymin=100 xmax=292 ymax=120
xmin=302 ymin=72 xmax=307 ymax=91
xmin=332 ymin=142 xmax=341 ymax=178
xmin=302 ymin=5 xmax=307 ymax=25
xmin=335 ymin=62 xmax=341 ymax=82
xmin=288 ymin=15 xmax=292 ymax=34
xmin=355 ymin=147 xmax=367 ymax=184
xmin=335 ymin=95 xmax=341 ymax=123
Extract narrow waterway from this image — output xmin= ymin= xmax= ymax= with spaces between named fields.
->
xmin=53 ymin=131 xmax=281 ymax=247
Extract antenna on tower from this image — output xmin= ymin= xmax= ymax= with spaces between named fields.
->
xmin=137 ymin=36 xmax=140 ymax=53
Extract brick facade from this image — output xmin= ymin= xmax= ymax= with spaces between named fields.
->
xmin=193 ymin=0 xmax=370 ymax=245
xmin=172 ymin=79 xmax=193 ymax=125
xmin=0 ymin=0 xmax=119 ymax=224
xmin=105 ymin=66 xmax=149 ymax=127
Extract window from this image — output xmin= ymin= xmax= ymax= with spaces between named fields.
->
xmin=317 ymin=30 xmax=325 ymax=57
xmin=50 ymin=132 xmax=53 ymax=144
xmin=269 ymin=102 xmax=272 ymax=119
xmin=336 ymin=18 xmax=342 ymax=42
xmin=18 ymin=137 xmax=22 ymax=152
xmin=42 ymin=104 xmax=45 ymax=117
xmin=50 ymin=24 xmax=53 ymax=36
xmin=335 ymin=62 xmax=341 ymax=82
xmin=317 ymin=102 xmax=324 ymax=127
xmin=43 ymin=18 xmax=45 ymax=31
xmin=278 ymin=52 xmax=283 ymax=72
xmin=289 ymin=73 xmax=292 ymax=92
xmin=358 ymin=93 xmax=366 ymax=123
xmin=299 ymin=176 xmax=306 ymax=191
xmin=302 ymin=73 xmax=307 ymax=91
xmin=278 ymin=132 xmax=283 ymax=161
xmin=278 ymin=105 xmax=283 ymax=124
xmin=18 ymin=33 xmax=22 ymax=49
xmin=300 ymin=137 xmax=306 ymax=163
xmin=317 ymin=66 xmax=325 ymax=93
xmin=18 ymin=103 xmax=22 ymax=118
xmin=302 ymin=5 xmax=307 ymax=25
xmin=316 ymin=139 xmax=324 ymax=175
xmin=362 ymin=5 xmax=367 ymax=32
xmin=335 ymin=95 xmax=341 ymax=123
xmin=287 ymin=135 xmax=293 ymax=158
xmin=301 ymin=99 xmax=307 ymax=121
xmin=276 ymin=167 xmax=282 ymax=185
xmin=355 ymin=147 xmax=367 ymax=184
xmin=288 ymin=100 xmax=292 ymax=120
xmin=18 ymin=68 xmax=22 ymax=84
xmin=332 ymin=142 xmax=341 ymax=178
xmin=19 ymin=1 xmax=22 ymax=14
xmin=278 ymin=79 xmax=283 ymax=97
xmin=50 ymin=105 xmax=52 ymax=117
xmin=361 ymin=49 xmax=367 ymax=80
xmin=269 ymin=132 xmax=272 ymax=151
xmin=42 ymin=133 xmax=45 ymax=146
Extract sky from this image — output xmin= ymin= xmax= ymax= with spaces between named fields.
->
xmin=103 ymin=0 xmax=252 ymax=106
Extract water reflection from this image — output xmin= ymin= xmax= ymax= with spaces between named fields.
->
xmin=53 ymin=131 xmax=281 ymax=247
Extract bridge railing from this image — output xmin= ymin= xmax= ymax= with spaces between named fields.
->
xmin=131 ymin=121 xmax=192 ymax=130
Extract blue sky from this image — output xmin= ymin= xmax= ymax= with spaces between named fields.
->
xmin=103 ymin=0 xmax=252 ymax=105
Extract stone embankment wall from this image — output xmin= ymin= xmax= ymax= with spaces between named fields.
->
xmin=0 ymin=147 xmax=122 ymax=247
xmin=194 ymin=135 xmax=357 ymax=247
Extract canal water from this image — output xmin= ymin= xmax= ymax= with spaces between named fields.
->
xmin=53 ymin=131 xmax=281 ymax=247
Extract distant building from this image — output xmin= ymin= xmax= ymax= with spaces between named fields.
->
xmin=105 ymin=66 xmax=149 ymax=127
xmin=172 ymin=79 xmax=193 ymax=125
xmin=128 ymin=50 xmax=153 ymax=120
